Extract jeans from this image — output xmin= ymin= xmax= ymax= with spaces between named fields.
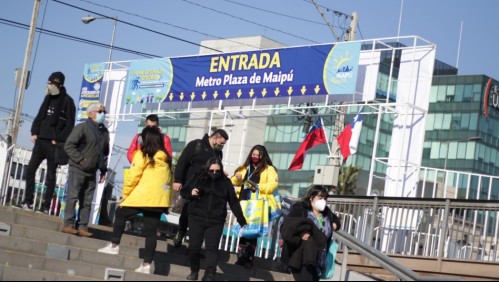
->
xmin=25 ymin=140 xmax=57 ymax=206
xmin=63 ymin=171 xmax=96 ymax=230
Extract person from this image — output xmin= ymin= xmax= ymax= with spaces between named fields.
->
xmin=230 ymin=144 xmax=279 ymax=268
xmin=126 ymin=114 xmax=172 ymax=163
xmin=280 ymin=185 xmax=341 ymax=281
xmin=62 ymin=102 xmax=107 ymax=237
xmin=17 ymin=71 xmax=76 ymax=213
xmin=97 ymin=127 xmax=172 ymax=274
xmin=97 ymin=105 xmax=112 ymax=225
xmin=180 ymin=157 xmax=246 ymax=281
xmin=172 ymin=129 xmax=229 ymax=247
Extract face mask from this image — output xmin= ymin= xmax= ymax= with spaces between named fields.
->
xmin=251 ymin=157 xmax=260 ymax=165
xmin=214 ymin=144 xmax=224 ymax=151
xmin=45 ymin=84 xmax=60 ymax=96
xmin=95 ymin=112 xmax=106 ymax=124
xmin=313 ymin=199 xmax=327 ymax=212
xmin=208 ymin=172 xmax=221 ymax=180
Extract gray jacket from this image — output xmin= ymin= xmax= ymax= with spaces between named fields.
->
xmin=64 ymin=120 xmax=102 ymax=176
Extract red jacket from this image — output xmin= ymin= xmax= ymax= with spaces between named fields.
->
xmin=127 ymin=132 xmax=173 ymax=163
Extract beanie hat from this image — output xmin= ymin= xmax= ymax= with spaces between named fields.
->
xmin=48 ymin=71 xmax=65 ymax=85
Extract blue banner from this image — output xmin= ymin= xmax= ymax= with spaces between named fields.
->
xmin=122 ymin=42 xmax=361 ymax=104
xmin=77 ymin=63 xmax=105 ymax=122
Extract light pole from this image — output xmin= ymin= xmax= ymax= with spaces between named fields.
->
xmin=443 ymin=136 xmax=481 ymax=170
xmin=81 ymin=15 xmax=117 ymax=107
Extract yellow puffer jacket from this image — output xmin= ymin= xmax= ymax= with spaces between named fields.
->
xmin=231 ymin=165 xmax=279 ymax=199
xmin=121 ymin=150 xmax=172 ymax=208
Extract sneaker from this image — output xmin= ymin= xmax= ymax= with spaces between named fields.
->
xmin=173 ymin=230 xmax=185 ymax=248
xmin=14 ymin=201 xmax=33 ymax=211
xmin=186 ymin=271 xmax=198 ymax=280
xmin=134 ymin=263 xmax=151 ymax=274
xmin=97 ymin=243 xmax=119 ymax=255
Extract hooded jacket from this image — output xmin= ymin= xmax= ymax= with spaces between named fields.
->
xmin=31 ymin=90 xmax=76 ymax=142
xmin=121 ymin=150 xmax=172 ymax=208
xmin=181 ymin=174 xmax=246 ymax=226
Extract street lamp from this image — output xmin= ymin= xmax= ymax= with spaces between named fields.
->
xmin=81 ymin=15 xmax=117 ymax=106
xmin=443 ymin=136 xmax=481 ymax=170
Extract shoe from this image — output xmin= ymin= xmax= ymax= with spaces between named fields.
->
xmin=134 ymin=263 xmax=151 ymax=274
xmin=98 ymin=243 xmax=120 ymax=255
xmin=173 ymin=230 xmax=185 ymax=248
xmin=78 ymin=229 xmax=93 ymax=237
xmin=186 ymin=271 xmax=198 ymax=280
xmin=14 ymin=201 xmax=33 ymax=211
xmin=202 ymin=271 xmax=215 ymax=281
xmin=61 ymin=226 xmax=79 ymax=235
xmin=36 ymin=206 xmax=50 ymax=214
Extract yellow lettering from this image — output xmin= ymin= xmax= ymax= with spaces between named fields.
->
xmin=259 ymin=53 xmax=270 ymax=69
xmin=239 ymin=54 xmax=249 ymax=70
xmin=270 ymin=52 xmax=281 ymax=68
xmin=248 ymin=54 xmax=258 ymax=70
xmin=210 ymin=57 xmax=219 ymax=73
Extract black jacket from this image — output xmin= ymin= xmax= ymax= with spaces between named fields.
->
xmin=174 ymin=134 xmax=223 ymax=185
xmin=181 ymin=175 xmax=246 ymax=227
xmin=280 ymin=202 xmax=341 ymax=269
xmin=31 ymin=90 xmax=76 ymax=142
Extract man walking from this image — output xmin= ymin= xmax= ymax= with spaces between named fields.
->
xmin=62 ymin=103 xmax=107 ymax=237
xmin=18 ymin=71 xmax=75 ymax=213
xmin=172 ymin=129 xmax=229 ymax=247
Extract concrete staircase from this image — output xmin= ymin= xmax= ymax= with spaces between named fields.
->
xmin=0 ymin=205 xmax=293 ymax=281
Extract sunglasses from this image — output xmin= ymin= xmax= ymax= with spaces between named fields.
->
xmin=208 ymin=169 xmax=221 ymax=173
xmin=95 ymin=110 xmax=107 ymax=114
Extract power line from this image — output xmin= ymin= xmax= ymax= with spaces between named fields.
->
xmin=222 ymin=0 xmax=327 ymax=26
xmin=51 ymin=0 xmax=223 ymax=53
xmin=180 ymin=0 xmax=320 ymax=44
xmin=0 ymin=18 xmax=161 ymax=58
xmin=73 ymin=0 xmax=264 ymax=51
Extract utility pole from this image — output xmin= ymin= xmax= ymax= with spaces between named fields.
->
xmin=310 ymin=0 xmax=341 ymax=42
xmin=11 ymin=0 xmax=41 ymax=147
xmin=345 ymin=12 xmax=358 ymax=41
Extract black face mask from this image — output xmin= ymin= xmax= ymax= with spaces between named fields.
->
xmin=208 ymin=172 xmax=222 ymax=180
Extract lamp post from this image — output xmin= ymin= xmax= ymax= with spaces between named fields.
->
xmin=443 ymin=136 xmax=482 ymax=170
xmin=81 ymin=15 xmax=117 ymax=107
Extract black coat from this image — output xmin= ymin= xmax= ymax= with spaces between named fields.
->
xmin=280 ymin=202 xmax=341 ymax=269
xmin=174 ymin=134 xmax=223 ymax=185
xmin=180 ymin=175 xmax=247 ymax=227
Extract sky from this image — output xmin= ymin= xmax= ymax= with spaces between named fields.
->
xmin=1 ymin=0 xmax=499 ymax=181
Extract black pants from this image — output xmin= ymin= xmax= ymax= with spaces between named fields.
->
xmin=188 ymin=216 xmax=224 ymax=274
xmin=291 ymin=265 xmax=319 ymax=281
xmin=112 ymin=207 xmax=162 ymax=263
xmin=178 ymin=201 xmax=189 ymax=233
xmin=237 ymin=237 xmax=257 ymax=262
xmin=25 ymin=140 xmax=57 ymax=206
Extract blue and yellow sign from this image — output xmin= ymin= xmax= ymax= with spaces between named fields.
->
xmin=122 ymin=42 xmax=361 ymax=104
xmin=78 ymin=63 xmax=105 ymax=122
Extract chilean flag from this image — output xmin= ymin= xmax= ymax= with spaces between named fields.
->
xmin=337 ymin=110 xmax=363 ymax=161
xmin=288 ymin=117 xmax=327 ymax=171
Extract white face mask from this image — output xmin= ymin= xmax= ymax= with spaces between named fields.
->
xmin=45 ymin=84 xmax=60 ymax=96
xmin=95 ymin=112 xmax=106 ymax=124
xmin=313 ymin=199 xmax=327 ymax=212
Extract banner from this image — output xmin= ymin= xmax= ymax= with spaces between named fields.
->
xmin=123 ymin=42 xmax=361 ymax=104
xmin=125 ymin=58 xmax=173 ymax=105
xmin=77 ymin=63 xmax=105 ymax=122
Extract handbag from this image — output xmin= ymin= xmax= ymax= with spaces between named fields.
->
xmin=232 ymin=190 xmax=269 ymax=238
xmin=321 ymin=240 xmax=339 ymax=279
xmin=54 ymin=142 xmax=69 ymax=165
xmin=268 ymin=190 xmax=282 ymax=221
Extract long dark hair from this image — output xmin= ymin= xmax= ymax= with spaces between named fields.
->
xmin=235 ymin=144 xmax=274 ymax=176
xmin=140 ymin=126 xmax=167 ymax=166
xmin=199 ymin=157 xmax=225 ymax=183
xmin=301 ymin=185 xmax=329 ymax=211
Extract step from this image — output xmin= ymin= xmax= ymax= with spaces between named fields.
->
xmin=0 ymin=263 xmax=101 ymax=281
xmin=0 ymin=209 xmax=288 ymax=280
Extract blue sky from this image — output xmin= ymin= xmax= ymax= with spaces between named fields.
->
xmin=1 ymin=0 xmax=499 ymax=178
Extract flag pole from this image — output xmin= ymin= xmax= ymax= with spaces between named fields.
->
xmin=321 ymin=117 xmax=332 ymax=157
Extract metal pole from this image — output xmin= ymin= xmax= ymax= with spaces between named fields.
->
xmin=103 ymin=16 xmax=117 ymax=108
xmin=11 ymin=0 xmax=41 ymax=146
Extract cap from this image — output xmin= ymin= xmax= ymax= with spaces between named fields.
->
xmin=48 ymin=71 xmax=65 ymax=85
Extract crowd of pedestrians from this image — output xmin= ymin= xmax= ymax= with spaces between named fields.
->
xmin=15 ymin=71 xmax=340 ymax=281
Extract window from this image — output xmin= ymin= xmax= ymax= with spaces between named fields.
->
xmin=455 ymin=84 xmax=464 ymax=102
xmin=429 ymin=86 xmax=438 ymax=103
xmin=426 ymin=114 xmax=435 ymax=130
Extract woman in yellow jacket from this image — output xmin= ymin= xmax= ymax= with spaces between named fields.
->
xmin=231 ymin=144 xmax=279 ymax=268
xmin=98 ymin=127 xmax=172 ymax=274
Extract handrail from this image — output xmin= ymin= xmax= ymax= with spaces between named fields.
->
xmin=333 ymin=230 xmax=462 ymax=281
